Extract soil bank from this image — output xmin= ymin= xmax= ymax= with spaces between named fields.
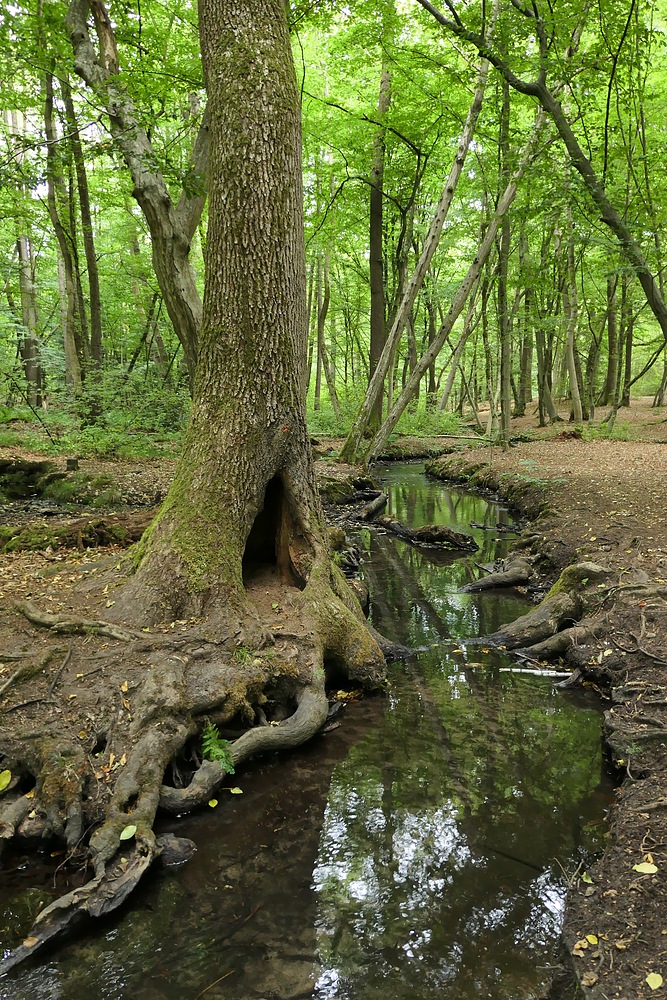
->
xmin=427 ymin=436 xmax=667 ymax=1000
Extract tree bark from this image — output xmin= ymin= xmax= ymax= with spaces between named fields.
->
xmin=364 ymin=111 xmax=545 ymax=463
xmin=340 ymin=48 xmax=492 ymax=462
xmin=368 ymin=63 xmax=391 ymax=430
xmin=61 ymin=76 xmax=103 ymax=366
xmin=66 ymin=0 xmax=206 ymax=388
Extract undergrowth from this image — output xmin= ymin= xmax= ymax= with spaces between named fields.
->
xmin=201 ymin=723 xmax=235 ymax=774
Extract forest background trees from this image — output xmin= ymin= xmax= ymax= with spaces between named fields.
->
xmin=2 ymin=0 xmax=667 ymax=461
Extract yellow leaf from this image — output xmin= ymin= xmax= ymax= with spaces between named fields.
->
xmin=582 ymin=872 xmax=593 ymax=884
xmin=0 ymin=769 xmax=11 ymax=793
xmin=78 ymin=731 xmax=88 ymax=740
xmin=229 ymin=787 xmax=243 ymax=795
xmin=208 ymin=799 xmax=218 ymax=808
xmin=120 ymin=680 xmax=128 ymax=693
xmin=633 ymin=862 xmax=658 ymax=874
xmin=122 ymin=697 xmax=131 ymax=710
xmin=646 ymin=973 xmax=663 ymax=991
xmin=582 ymin=973 xmax=598 ymax=987
xmin=586 ymin=934 xmax=598 ymax=945
xmin=28 ymin=809 xmax=36 ymax=819
xmin=573 ymin=938 xmax=589 ymax=952
xmin=119 ymin=753 xmax=127 ymax=766
xmin=119 ymin=824 xmax=137 ymax=841
xmin=24 ymin=788 xmax=35 ymax=799
xmin=22 ymin=937 xmax=39 ymax=948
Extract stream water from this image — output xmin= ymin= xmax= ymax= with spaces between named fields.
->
xmin=0 ymin=463 xmax=612 ymax=1000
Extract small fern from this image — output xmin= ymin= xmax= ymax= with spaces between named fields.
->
xmin=201 ymin=722 xmax=235 ymax=774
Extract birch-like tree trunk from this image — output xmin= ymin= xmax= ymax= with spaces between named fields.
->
xmin=340 ymin=47 xmax=492 ymax=462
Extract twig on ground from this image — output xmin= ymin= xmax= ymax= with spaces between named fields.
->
xmin=0 ymin=670 xmax=20 ymax=698
xmin=48 ymin=645 xmax=73 ymax=696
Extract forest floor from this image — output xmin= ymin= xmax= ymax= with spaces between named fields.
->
xmin=0 ymin=395 xmax=666 ymax=997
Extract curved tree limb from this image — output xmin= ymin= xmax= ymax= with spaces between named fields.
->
xmin=65 ymin=0 xmax=206 ymax=384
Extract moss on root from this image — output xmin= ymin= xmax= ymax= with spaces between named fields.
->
xmin=425 ymin=452 xmax=554 ymax=518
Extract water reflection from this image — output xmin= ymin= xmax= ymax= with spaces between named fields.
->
xmin=0 ymin=464 xmax=609 ymax=1000
xmin=311 ymin=464 xmax=609 ymax=999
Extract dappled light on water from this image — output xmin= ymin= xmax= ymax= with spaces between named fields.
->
xmin=0 ymin=463 xmax=610 ymax=1000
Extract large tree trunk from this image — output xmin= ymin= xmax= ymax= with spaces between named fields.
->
xmin=2 ymin=0 xmax=384 ymax=969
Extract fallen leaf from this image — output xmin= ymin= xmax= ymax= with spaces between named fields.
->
xmin=633 ymin=862 xmax=658 ymax=874
xmin=0 ymin=769 xmax=11 ymax=793
xmin=229 ymin=787 xmax=243 ymax=795
xmin=120 ymin=680 xmax=128 ymax=693
xmin=586 ymin=934 xmax=599 ymax=945
xmin=208 ymin=799 xmax=218 ymax=808
xmin=22 ymin=937 xmax=39 ymax=948
xmin=24 ymin=788 xmax=35 ymax=799
xmin=646 ymin=973 xmax=663 ymax=991
xmin=582 ymin=871 xmax=593 ymax=884
xmin=119 ymin=824 xmax=137 ymax=841
xmin=582 ymin=972 xmax=598 ymax=987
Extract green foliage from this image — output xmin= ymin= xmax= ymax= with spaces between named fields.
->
xmin=232 ymin=646 xmax=253 ymax=665
xmin=583 ymin=421 xmax=634 ymax=442
xmin=201 ymin=723 xmax=235 ymax=775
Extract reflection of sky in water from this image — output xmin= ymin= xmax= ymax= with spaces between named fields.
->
xmin=313 ymin=466 xmax=609 ymax=1000
xmin=0 ymin=467 xmax=609 ymax=1000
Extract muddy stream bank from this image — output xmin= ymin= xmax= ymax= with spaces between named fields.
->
xmin=0 ymin=462 xmax=613 ymax=999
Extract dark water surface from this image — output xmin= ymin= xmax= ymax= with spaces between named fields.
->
xmin=0 ymin=463 xmax=611 ymax=1000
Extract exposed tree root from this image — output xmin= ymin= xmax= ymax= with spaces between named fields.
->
xmin=461 ymin=556 xmax=534 ymax=592
xmin=514 ymin=622 xmax=605 ymax=662
xmin=478 ymin=562 xmax=610 ymax=652
xmin=2 ymin=550 xmax=385 ymax=969
xmin=481 ymin=591 xmax=582 ymax=651
xmin=16 ymin=601 xmax=142 ymax=643
xmin=160 ymin=682 xmax=328 ymax=813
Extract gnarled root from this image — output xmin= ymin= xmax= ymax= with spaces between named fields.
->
xmin=514 ymin=622 xmax=605 ymax=662
xmin=461 ymin=556 xmax=534 ymax=593
xmin=478 ymin=561 xmax=612 ymax=652
xmin=481 ymin=591 xmax=582 ymax=651
xmin=160 ymin=682 xmax=328 ymax=813
xmin=2 ymin=574 xmax=384 ymax=970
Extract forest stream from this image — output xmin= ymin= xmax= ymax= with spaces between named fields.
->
xmin=0 ymin=462 xmax=613 ymax=1000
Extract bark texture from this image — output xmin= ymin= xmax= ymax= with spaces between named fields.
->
xmin=1 ymin=0 xmax=384 ymax=968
